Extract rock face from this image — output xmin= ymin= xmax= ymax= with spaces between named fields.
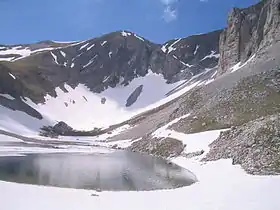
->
xmin=126 ymin=85 xmax=143 ymax=107
xmin=204 ymin=114 xmax=280 ymax=175
xmin=219 ymin=0 xmax=280 ymax=74
xmin=161 ymin=30 xmax=222 ymax=81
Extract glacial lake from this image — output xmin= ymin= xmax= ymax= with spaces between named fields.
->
xmin=0 ymin=150 xmax=197 ymax=191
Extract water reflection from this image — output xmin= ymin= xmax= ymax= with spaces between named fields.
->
xmin=0 ymin=151 xmax=197 ymax=191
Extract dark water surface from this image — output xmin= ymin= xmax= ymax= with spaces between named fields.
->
xmin=0 ymin=151 xmax=197 ymax=191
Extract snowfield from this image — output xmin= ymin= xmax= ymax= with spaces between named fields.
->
xmin=2 ymin=70 xmax=198 ymax=132
xmin=1 ymin=129 xmax=280 ymax=210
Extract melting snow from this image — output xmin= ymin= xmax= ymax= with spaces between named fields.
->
xmin=9 ymin=73 xmax=16 ymax=80
xmin=161 ymin=43 xmax=168 ymax=53
xmin=82 ymin=55 xmax=98 ymax=69
xmin=121 ymin=31 xmax=132 ymax=37
xmin=194 ymin=45 xmax=199 ymax=55
xmin=201 ymin=51 xmax=220 ymax=61
xmin=231 ymin=54 xmax=256 ymax=73
xmin=0 ymin=47 xmax=31 ymax=57
xmin=0 ymin=57 xmax=15 ymax=61
xmin=0 ymin=94 xmax=15 ymax=100
xmin=134 ymin=34 xmax=145 ymax=41
xmin=79 ymin=43 xmax=90 ymax=50
xmin=87 ymin=44 xmax=95 ymax=51
xmin=60 ymin=51 xmax=66 ymax=57
xmin=109 ymin=51 xmax=113 ymax=58
xmin=167 ymin=38 xmax=182 ymax=54
xmin=29 ymin=70 xmax=194 ymax=130
xmin=50 ymin=52 xmax=59 ymax=65
xmin=101 ymin=41 xmax=107 ymax=46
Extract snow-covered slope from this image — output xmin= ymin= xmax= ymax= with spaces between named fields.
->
xmin=26 ymin=71 xmax=191 ymax=130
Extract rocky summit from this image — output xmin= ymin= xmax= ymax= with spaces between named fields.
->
xmin=1 ymin=0 xmax=280 ymax=176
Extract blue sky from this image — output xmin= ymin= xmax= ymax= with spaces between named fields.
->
xmin=0 ymin=0 xmax=259 ymax=44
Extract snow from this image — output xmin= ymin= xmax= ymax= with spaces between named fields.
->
xmin=1 ymin=128 xmax=280 ymax=210
xmin=231 ymin=54 xmax=256 ymax=73
xmin=52 ymin=40 xmax=77 ymax=44
xmin=121 ymin=31 xmax=132 ymax=37
xmin=201 ymin=50 xmax=220 ymax=61
xmin=0 ymin=94 xmax=15 ymax=100
xmin=0 ymin=57 xmax=15 ymax=61
xmin=108 ymin=51 xmax=113 ymax=58
xmin=211 ymin=70 xmax=218 ymax=78
xmin=71 ymin=63 xmax=75 ymax=68
xmin=50 ymin=52 xmax=59 ymax=65
xmin=161 ymin=43 xmax=168 ymax=53
xmin=0 ymin=46 xmax=56 ymax=61
xmin=101 ymin=41 xmax=107 ymax=46
xmin=134 ymin=34 xmax=145 ymax=41
xmin=194 ymin=45 xmax=200 ymax=55
xmin=9 ymin=72 xmax=16 ymax=79
xmin=25 ymin=70 xmax=201 ymax=130
xmin=79 ymin=43 xmax=90 ymax=50
xmin=172 ymin=54 xmax=192 ymax=68
xmin=167 ymin=38 xmax=181 ymax=54
xmin=152 ymin=113 xmax=190 ymax=139
xmin=172 ymin=55 xmax=178 ymax=59
xmin=87 ymin=43 xmax=95 ymax=51
xmin=32 ymin=47 xmax=55 ymax=54
xmin=82 ymin=55 xmax=97 ymax=69
xmin=60 ymin=51 xmax=66 ymax=57
xmin=0 ymin=46 xmax=31 ymax=57
xmin=0 ymin=101 xmax=53 ymax=136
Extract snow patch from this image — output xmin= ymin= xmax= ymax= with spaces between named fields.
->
xmin=86 ymin=44 xmax=95 ymax=51
xmin=121 ymin=31 xmax=132 ymax=37
xmin=134 ymin=34 xmax=145 ymax=41
xmin=79 ymin=43 xmax=90 ymax=50
xmin=194 ymin=45 xmax=199 ymax=55
xmin=82 ymin=55 xmax=97 ymax=69
xmin=101 ymin=41 xmax=107 ymax=46
xmin=167 ymin=38 xmax=181 ymax=54
xmin=9 ymin=73 xmax=16 ymax=80
xmin=161 ymin=43 xmax=168 ymax=53
xmin=201 ymin=51 xmax=220 ymax=61
xmin=0 ymin=57 xmax=15 ymax=61
xmin=60 ymin=51 xmax=66 ymax=57
xmin=50 ymin=52 xmax=59 ymax=65
xmin=231 ymin=54 xmax=256 ymax=73
xmin=0 ymin=94 xmax=15 ymax=100
xmin=108 ymin=51 xmax=113 ymax=58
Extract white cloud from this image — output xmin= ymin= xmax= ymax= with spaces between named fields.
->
xmin=160 ymin=0 xmax=178 ymax=23
xmin=163 ymin=6 xmax=177 ymax=22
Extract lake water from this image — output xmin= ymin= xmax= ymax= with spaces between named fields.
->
xmin=0 ymin=150 xmax=197 ymax=191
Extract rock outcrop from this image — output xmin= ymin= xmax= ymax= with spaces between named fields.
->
xmin=204 ymin=114 xmax=280 ymax=175
xmin=130 ymin=136 xmax=185 ymax=158
xmin=219 ymin=0 xmax=280 ymax=74
xmin=126 ymin=85 xmax=143 ymax=107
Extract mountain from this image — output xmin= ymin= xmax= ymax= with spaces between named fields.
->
xmin=0 ymin=0 xmax=280 ymax=175
xmin=0 ymin=29 xmax=221 ymax=132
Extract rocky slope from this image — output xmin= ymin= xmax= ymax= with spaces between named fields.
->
xmin=0 ymin=29 xmax=221 ymax=110
xmin=204 ymin=114 xmax=280 ymax=175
